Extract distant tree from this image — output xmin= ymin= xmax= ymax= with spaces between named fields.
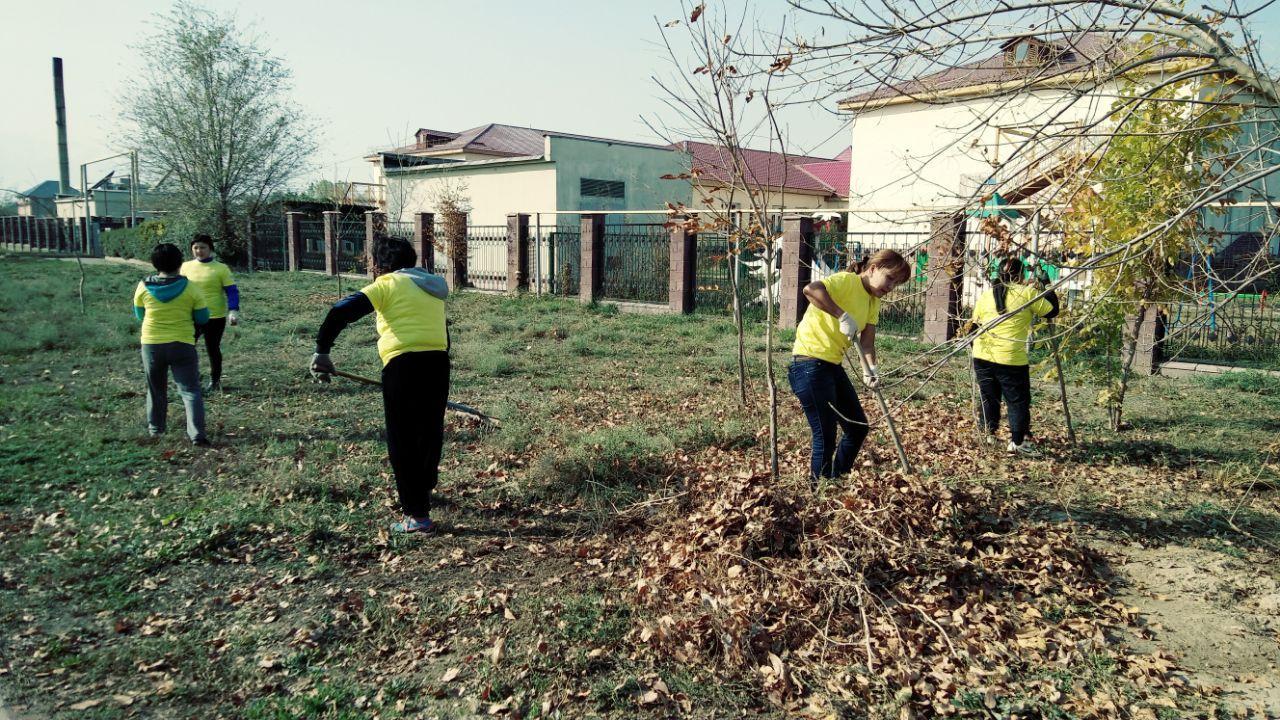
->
xmin=121 ymin=2 xmax=316 ymax=262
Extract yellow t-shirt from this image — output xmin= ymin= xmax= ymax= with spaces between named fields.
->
xmin=792 ymin=271 xmax=880 ymax=364
xmin=180 ymin=259 xmax=235 ymax=318
xmin=971 ymin=283 xmax=1053 ymax=366
xmin=133 ymin=279 xmax=208 ymax=345
xmin=361 ymin=273 xmax=448 ymax=366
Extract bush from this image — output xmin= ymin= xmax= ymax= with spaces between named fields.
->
xmin=101 ymin=220 xmax=167 ymax=260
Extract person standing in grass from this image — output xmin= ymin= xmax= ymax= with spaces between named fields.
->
xmin=788 ymin=250 xmax=912 ymax=484
xmin=309 ymin=235 xmax=449 ymax=534
xmin=134 ymin=243 xmax=211 ymax=446
xmin=180 ymin=234 xmax=240 ymax=392
xmin=970 ymin=257 xmax=1059 ymax=455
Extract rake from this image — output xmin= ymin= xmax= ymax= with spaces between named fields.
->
xmin=328 ymin=369 xmax=502 ymax=426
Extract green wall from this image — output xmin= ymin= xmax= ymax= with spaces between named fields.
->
xmin=549 ymin=136 xmax=690 ymax=227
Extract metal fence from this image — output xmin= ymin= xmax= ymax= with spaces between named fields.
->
xmin=336 ymin=214 xmax=367 ymax=275
xmin=297 ymin=218 xmax=326 ymax=272
xmin=1163 ymin=294 xmax=1280 ymax=367
xmin=547 ymin=225 xmax=581 ymax=296
xmin=694 ymin=233 xmax=774 ymax=318
xmin=251 ymin=216 xmax=288 ymax=271
xmin=465 ymin=225 xmax=507 ymax=291
xmin=602 ymin=223 xmax=668 ymax=304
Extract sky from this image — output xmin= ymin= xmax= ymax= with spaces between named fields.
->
xmin=2 ymin=0 xmax=1279 ymax=196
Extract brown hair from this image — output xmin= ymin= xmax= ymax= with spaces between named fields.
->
xmin=850 ymin=249 xmax=912 ymax=283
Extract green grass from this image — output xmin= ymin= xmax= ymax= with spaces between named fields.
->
xmin=0 ymin=255 xmax=1274 ymax=718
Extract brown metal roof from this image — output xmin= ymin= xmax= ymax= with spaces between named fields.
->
xmin=840 ymin=33 xmax=1128 ymax=108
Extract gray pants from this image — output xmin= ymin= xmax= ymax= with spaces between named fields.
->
xmin=141 ymin=342 xmax=207 ymax=442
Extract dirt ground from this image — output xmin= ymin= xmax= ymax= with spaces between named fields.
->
xmin=1099 ymin=538 xmax=1280 ymax=717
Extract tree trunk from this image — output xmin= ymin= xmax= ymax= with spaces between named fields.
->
xmin=763 ymin=236 xmax=779 ymax=481
xmin=1111 ymin=308 xmax=1143 ymax=432
xmin=730 ymin=233 xmax=747 ymax=405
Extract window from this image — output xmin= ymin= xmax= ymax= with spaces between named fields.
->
xmin=580 ymin=178 xmax=625 ymax=199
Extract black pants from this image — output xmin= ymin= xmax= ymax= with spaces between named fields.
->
xmin=382 ymin=351 xmax=450 ymax=518
xmin=194 ymin=317 xmax=227 ymax=383
xmin=974 ymin=358 xmax=1031 ymax=444
xmin=787 ymin=357 xmax=869 ymax=481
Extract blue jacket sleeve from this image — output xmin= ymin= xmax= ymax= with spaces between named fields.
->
xmin=225 ymin=285 xmax=240 ymax=311
xmin=193 ymin=308 xmax=210 ymax=325
xmin=134 ymin=306 xmax=145 ymax=321
xmin=315 ymin=292 xmax=374 ymax=353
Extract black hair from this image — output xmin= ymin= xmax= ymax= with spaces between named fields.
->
xmin=151 ymin=243 xmax=184 ymax=273
xmin=191 ymin=233 xmax=214 ymax=248
xmin=371 ymin=235 xmax=416 ymax=273
xmin=993 ymin=256 xmax=1024 ymax=314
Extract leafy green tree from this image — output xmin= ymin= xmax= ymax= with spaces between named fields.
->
xmin=121 ymin=2 xmax=316 ymax=263
xmin=1061 ymin=75 xmax=1240 ymax=430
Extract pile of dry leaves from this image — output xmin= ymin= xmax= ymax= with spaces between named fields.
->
xmin=596 ymin=444 xmax=1194 ymax=717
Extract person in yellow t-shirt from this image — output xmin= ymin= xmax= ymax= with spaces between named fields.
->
xmin=133 ymin=243 xmax=211 ymax=446
xmin=969 ymin=257 xmax=1059 ymax=455
xmin=180 ymin=234 xmax=240 ymax=392
xmin=788 ymin=249 xmax=912 ymax=484
xmin=309 ymin=235 xmax=449 ymax=534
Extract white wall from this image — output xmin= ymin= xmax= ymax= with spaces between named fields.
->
xmin=847 ymin=85 xmax=1124 ymax=232
xmin=389 ymin=163 xmax=558 ymax=226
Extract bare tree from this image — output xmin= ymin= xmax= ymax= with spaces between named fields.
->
xmin=121 ymin=1 xmax=316 ymax=262
xmin=652 ymin=2 xmax=818 ymax=481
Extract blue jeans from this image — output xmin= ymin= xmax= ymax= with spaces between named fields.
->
xmin=788 ymin=357 xmax=868 ymax=482
xmin=141 ymin=342 xmax=207 ymax=442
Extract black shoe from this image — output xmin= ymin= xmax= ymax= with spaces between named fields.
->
xmin=205 ymin=381 xmax=221 ymax=394
xmin=193 ymin=438 xmax=213 ymax=448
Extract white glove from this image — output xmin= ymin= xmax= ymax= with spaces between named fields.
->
xmin=227 ymin=310 xmax=240 ymax=326
xmin=310 ymin=353 xmax=334 ymax=383
xmin=862 ymin=364 xmax=879 ymax=389
xmin=838 ymin=312 xmax=856 ymax=340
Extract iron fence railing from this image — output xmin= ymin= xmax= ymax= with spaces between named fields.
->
xmin=297 ymin=218 xmax=326 ymax=272
xmin=693 ymin=233 xmax=774 ymax=319
xmin=602 ymin=223 xmax=668 ymax=303
xmin=251 ymin=217 xmax=288 ymax=271
xmin=336 ymin=215 xmax=367 ymax=275
xmin=465 ymin=225 xmax=507 ymax=291
xmin=1163 ymin=294 xmax=1280 ymax=367
xmin=547 ymin=226 xmax=581 ymax=296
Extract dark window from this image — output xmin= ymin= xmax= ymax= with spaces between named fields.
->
xmin=580 ymin=178 xmax=625 ymax=199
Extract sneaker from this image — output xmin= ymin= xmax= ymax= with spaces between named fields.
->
xmin=205 ymin=381 xmax=221 ymax=394
xmin=390 ymin=516 xmax=436 ymax=534
xmin=1007 ymin=440 xmax=1039 ymax=456
xmin=192 ymin=437 xmax=213 ymax=448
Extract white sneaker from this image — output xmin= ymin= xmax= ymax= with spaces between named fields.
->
xmin=1007 ymin=440 xmax=1039 ymax=456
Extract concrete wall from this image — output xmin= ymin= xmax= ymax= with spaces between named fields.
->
xmin=548 ymin=135 xmax=689 ymax=227
xmin=846 ymin=86 xmax=1123 ymax=232
xmin=390 ymin=162 xmax=558 ymax=226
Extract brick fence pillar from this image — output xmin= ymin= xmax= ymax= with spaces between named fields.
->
xmin=506 ymin=213 xmax=530 ymax=293
xmin=442 ymin=210 xmax=467 ymax=292
xmin=285 ymin=212 xmax=304 ymax=271
xmin=364 ymin=211 xmax=386 ymax=278
xmin=1127 ymin=305 xmax=1165 ymax=376
xmin=580 ymin=213 xmax=605 ymax=304
xmin=322 ymin=211 xmax=340 ymax=276
xmin=668 ymin=216 xmax=696 ymax=314
xmin=779 ymin=215 xmax=814 ymax=328
xmin=414 ymin=212 xmax=435 ymax=273
xmin=922 ymin=212 xmax=967 ymax=344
